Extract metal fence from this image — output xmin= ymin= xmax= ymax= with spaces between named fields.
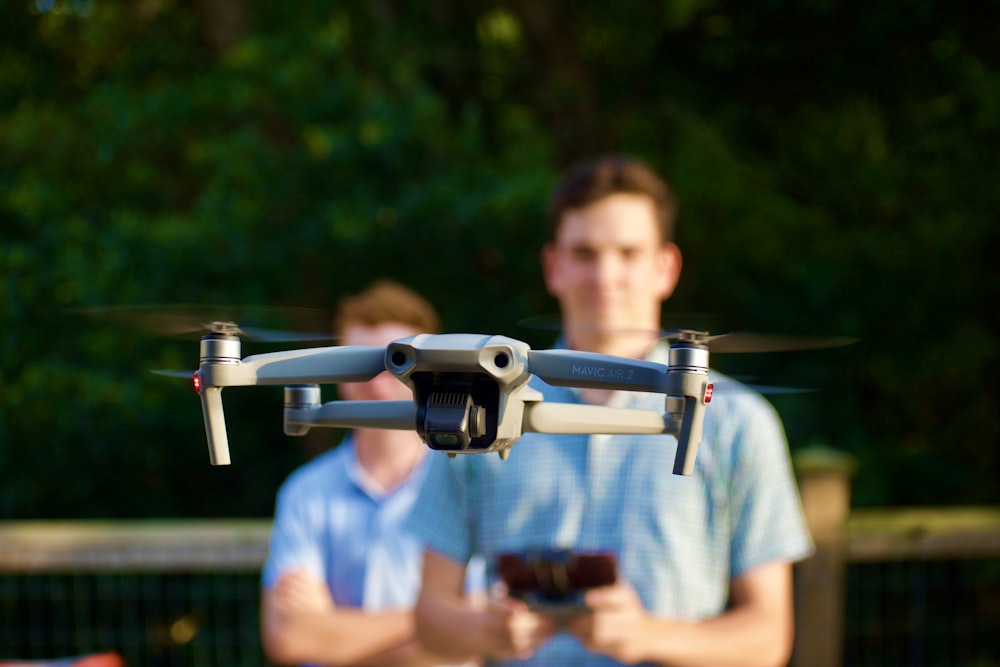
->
xmin=2 ymin=499 xmax=1000 ymax=667
xmin=793 ymin=449 xmax=1000 ymax=667
xmin=0 ymin=572 xmax=266 ymax=667
xmin=4 ymin=558 xmax=998 ymax=667
xmin=843 ymin=558 xmax=1000 ymax=666
xmin=0 ymin=521 xmax=271 ymax=667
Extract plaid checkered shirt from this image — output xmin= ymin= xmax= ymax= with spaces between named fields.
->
xmin=408 ymin=342 xmax=814 ymax=666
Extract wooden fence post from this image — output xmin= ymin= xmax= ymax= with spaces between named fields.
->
xmin=790 ymin=445 xmax=856 ymax=667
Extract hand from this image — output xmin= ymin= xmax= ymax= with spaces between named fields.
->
xmin=566 ymin=580 xmax=652 ymax=665
xmin=479 ymin=589 xmax=558 ymax=660
xmin=272 ymin=569 xmax=336 ymax=615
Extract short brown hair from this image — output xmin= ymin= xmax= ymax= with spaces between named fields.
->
xmin=548 ymin=155 xmax=677 ymax=242
xmin=333 ymin=279 xmax=442 ymax=337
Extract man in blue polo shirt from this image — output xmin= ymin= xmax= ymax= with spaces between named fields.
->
xmin=409 ymin=156 xmax=814 ymax=666
xmin=261 ymin=280 xmax=483 ymax=667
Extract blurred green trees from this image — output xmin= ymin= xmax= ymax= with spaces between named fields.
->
xmin=1 ymin=0 xmax=997 ymax=517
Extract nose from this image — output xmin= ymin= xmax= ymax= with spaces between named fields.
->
xmin=589 ymin=251 xmax=623 ymax=287
xmin=367 ymin=371 xmax=409 ymax=400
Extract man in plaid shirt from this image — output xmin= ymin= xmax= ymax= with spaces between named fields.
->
xmin=409 ymin=155 xmax=813 ymax=667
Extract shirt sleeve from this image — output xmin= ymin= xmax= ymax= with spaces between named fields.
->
xmin=405 ymin=452 xmax=476 ymax=565
xmin=260 ymin=479 xmax=326 ymax=589
xmin=726 ymin=396 xmax=815 ymax=577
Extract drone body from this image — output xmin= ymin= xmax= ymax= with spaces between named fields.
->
xmin=194 ymin=330 xmax=714 ymax=475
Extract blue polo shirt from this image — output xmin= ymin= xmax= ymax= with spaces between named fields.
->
xmin=262 ymin=437 xmax=437 ymax=609
xmin=263 ymin=438 xmax=486 ymax=667
xmin=407 ymin=342 xmax=814 ymax=666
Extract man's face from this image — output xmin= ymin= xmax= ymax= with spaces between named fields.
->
xmin=338 ymin=322 xmax=421 ymax=402
xmin=542 ymin=193 xmax=681 ymax=346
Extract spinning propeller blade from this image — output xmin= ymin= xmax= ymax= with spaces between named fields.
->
xmin=713 ymin=380 xmax=818 ymax=396
xmin=518 ymin=314 xmax=719 ymax=340
xmin=151 ymin=369 xmax=197 ymax=379
xmin=673 ymin=331 xmax=860 ymax=354
xmin=519 ymin=315 xmax=857 ymax=355
xmin=73 ymin=304 xmax=333 ymax=342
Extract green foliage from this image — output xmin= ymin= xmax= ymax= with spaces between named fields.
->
xmin=1 ymin=0 xmax=996 ymax=516
xmin=0 ymin=0 xmax=555 ymax=518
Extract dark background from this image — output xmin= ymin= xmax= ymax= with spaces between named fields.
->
xmin=2 ymin=0 xmax=997 ymax=519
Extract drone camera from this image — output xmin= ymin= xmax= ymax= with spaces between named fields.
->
xmin=421 ymin=391 xmax=487 ymax=450
xmin=413 ymin=374 xmax=497 ymax=452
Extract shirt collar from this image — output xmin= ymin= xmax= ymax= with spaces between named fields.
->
xmin=343 ymin=436 xmax=430 ymax=501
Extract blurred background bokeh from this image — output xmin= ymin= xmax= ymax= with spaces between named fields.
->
xmin=2 ymin=1 xmax=999 ymax=665
xmin=3 ymin=0 xmax=997 ymax=519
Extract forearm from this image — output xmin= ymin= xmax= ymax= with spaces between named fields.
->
xmin=640 ymin=603 xmax=793 ymax=667
xmin=263 ymin=606 xmax=422 ymax=667
xmin=572 ymin=562 xmax=794 ymax=667
xmin=414 ymin=586 xmax=486 ymax=661
xmin=353 ymin=638 xmax=457 ymax=667
xmin=641 ymin=562 xmax=795 ymax=667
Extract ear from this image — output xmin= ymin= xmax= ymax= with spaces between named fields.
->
xmin=658 ymin=243 xmax=683 ymax=300
xmin=540 ymin=243 xmax=562 ymax=297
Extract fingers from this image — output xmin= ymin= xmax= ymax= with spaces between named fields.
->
xmin=484 ymin=595 xmax=558 ymax=659
xmin=567 ymin=581 xmax=649 ymax=660
xmin=583 ymin=580 xmax=638 ymax=609
xmin=506 ymin=609 xmax=551 ymax=658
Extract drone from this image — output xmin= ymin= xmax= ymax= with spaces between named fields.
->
xmin=189 ymin=324 xmax=711 ymax=474
xmin=89 ymin=305 xmax=853 ymax=476
xmin=170 ymin=316 xmax=852 ymax=477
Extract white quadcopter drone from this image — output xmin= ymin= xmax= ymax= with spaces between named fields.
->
xmin=85 ymin=305 xmax=850 ymax=477
xmin=192 ymin=325 xmax=713 ymax=475
xmin=165 ymin=315 xmax=851 ymax=477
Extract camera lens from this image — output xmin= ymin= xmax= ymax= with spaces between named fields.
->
xmin=429 ymin=433 xmax=463 ymax=448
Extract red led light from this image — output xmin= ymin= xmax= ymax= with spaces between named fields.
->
xmin=192 ymin=372 xmax=202 ymax=393
xmin=704 ymin=383 xmax=714 ymax=403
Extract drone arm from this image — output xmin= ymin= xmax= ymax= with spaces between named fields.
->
xmin=526 ymin=349 xmax=668 ymax=393
xmin=203 ymin=345 xmax=387 ymax=387
xmin=522 ymin=403 xmax=678 ymax=435
xmin=199 ymin=385 xmax=231 ymax=465
xmin=285 ymin=400 xmax=415 ymax=434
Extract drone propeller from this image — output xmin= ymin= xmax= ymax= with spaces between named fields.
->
xmin=662 ymin=329 xmax=859 ymax=354
xmin=73 ymin=304 xmax=334 ymax=342
xmin=518 ymin=314 xmax=720 ymax=340
xmin=151 ymin=369 xmax=197 ymax=379
xmin=714 ymin=379 xmax=818 ymax=396
xmin=519 ymin=315 xmax=857 ymax=354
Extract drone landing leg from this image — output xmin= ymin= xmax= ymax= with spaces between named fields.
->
xmin=672 ymin=395 xmax=705 ymax=476
xmin=200 ymin=386 xmax=231 ymax=465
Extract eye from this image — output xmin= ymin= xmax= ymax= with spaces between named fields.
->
xmin=569 ymin=246 xmax=597 ymax=261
